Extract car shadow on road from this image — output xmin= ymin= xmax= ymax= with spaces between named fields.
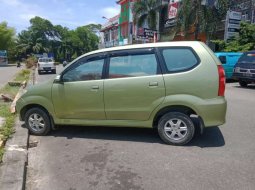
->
xmin=50 ymin=125 xmax=225 ymax=148
xmin=187 ymin=127 xmax=225 ymax=148
xmin=232 ymin=84 xmax=255 ymax=90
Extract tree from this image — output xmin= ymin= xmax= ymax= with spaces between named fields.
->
xmin=212 ymin=22 xmax=255 ymax=52
xmin=133 ymin=0 xmax=158 ymax=30
xmin=84 ymin=24 xmax=102 ymax=35
xmin=176 ymin=0 xmax=228 ymax=40
xmin=15 ymin=17 xmax=100 ymax=61
xmin=0 ymin=22 xmax=15 ymax=50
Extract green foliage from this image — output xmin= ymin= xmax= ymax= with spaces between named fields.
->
xmin=15 ymin=17 xmax=100 ymax=62
xmin=212 ymin=22 xmax=255 ymax=52
xmin=14 ymin=69 xmax=31 ymax=81
xmin=176 ymin=0 xmax=229 ymax=39
xmin=133 ymin=0 xmax=158 ymax=30
xmin=25 ymin=56 xmax=37 ymax=69
xmin=0 ymin=104 xmax=15 ymax=142
xmin=0 ymin=22 xmax=15 ymax=50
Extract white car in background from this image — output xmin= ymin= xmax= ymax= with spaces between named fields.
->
xmin=37 ymin=58 xmax=56 ymax=74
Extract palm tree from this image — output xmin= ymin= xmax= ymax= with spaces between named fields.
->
xmin=176 ymin=0 xmax=205 ymax=40
xmin=16 ymin=30 xmax=49 ymax=55
xmin=133 ymin=0 xmax=158 ymax=30
xmin=176 ymin=0 xmax=228 ymax=40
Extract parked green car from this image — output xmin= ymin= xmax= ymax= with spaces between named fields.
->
xmin=16 ymin=42 xmax=227 ymax=145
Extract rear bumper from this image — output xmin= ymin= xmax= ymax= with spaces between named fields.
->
xmin=197 ymin=97 xmax=227 ymax=127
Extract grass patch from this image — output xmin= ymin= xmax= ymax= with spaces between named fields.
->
xmin=0 ymin=69 xmax=30 ymax=98
xmin=0 ymin=69 xmax=31 ymax=162
xmin=0 ymin=103 xmax=16 ymax=141
xmin=0 ymin=103 xmax=16 ymax=162
xmin=14 ymin=69 xmax=31 ymax=82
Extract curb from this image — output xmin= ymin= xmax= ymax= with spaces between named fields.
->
xmin=0 ymin=69 xmax=34 ymax=190
xmin=0 ymin=119 xmax=28 ymax=190
xmin=10 ymin=81 xmax=27 ymax=114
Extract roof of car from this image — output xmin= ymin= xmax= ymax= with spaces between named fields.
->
xmin=80 ymin=41 xmax=204 ymax=59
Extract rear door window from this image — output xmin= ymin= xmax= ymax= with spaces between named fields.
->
xmin=160 ymin=48 xmax=199 ymax=72
xmin=108 ymin=49 xmax=159 ymax=79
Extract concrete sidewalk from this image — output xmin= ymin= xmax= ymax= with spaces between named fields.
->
xmin=0 ymin=119 xmax=28 ymax=190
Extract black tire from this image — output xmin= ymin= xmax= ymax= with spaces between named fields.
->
xmin=24 ymin=107 xmax=51 ymax=135
xmin=239 ymin=81 xmax=248 ymax=87
xmin=158 ymin=112 xmax=195 ymax=145
xmin=38 ymin=70 xmax=41 ymax=75
xmin=52 ymin=69 xmax=56 ymax=74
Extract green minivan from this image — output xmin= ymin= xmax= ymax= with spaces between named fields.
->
xmin=16 ymin=41 xmax=227 ymax=145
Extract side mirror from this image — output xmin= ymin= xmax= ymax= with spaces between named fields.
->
xmin=53 ymin=75 xmax=63 ymax=84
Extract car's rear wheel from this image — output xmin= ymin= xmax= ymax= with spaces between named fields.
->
xmin=24 ymin=107 xmax=51 ymax=135
xmin=239 ymin=81 xmax=248 ymax=87
xmin=38 ymin=70 xmax=41 ymax=75
xmin=52 ymin=69 xmax=56 ymax=74
xmin=158 ymin=112 xmax=195 ymax=145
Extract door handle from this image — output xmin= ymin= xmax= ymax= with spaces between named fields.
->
xmin=91 ymin=85 xmax=99 ymax=90
xmin=149 ymin=82 xmax=158 ymax=87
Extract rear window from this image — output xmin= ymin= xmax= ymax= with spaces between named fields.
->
xmin=39 ymin=58 xmax=53 ymax=62
xmin=238 ymin=53 xmax=255 ymax=63
xmin=160 ymin=48 xmax=199 ymax=72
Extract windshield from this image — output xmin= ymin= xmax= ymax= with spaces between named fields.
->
xmin=238 ymin=52 xmax=255 ymax=63
xmin=38 ymin=58 xmax=53 ymax=62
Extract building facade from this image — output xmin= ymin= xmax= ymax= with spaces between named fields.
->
xmin=229 ymin=0 xmax=255 ymax=23
xmin=100 ymin=14 xmax=119 ymax=48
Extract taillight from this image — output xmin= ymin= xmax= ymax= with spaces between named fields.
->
xmin=218 ymin=65 xmax=225 ymax=96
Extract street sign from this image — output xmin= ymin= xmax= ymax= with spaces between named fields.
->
xmin=164 ymin=2 xmax=179 ymax=29
xmin=224 ymin=11 xmax=242 ymax=41
xmin=168 ymin=2 xmax=178 ymax=19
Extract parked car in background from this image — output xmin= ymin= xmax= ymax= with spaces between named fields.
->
xmin=37 ymin=58 xmax=56 ymax=74
xmin=233 ymin=51 xmax=255 ymax=87
xmin=215 ymin=52 xmax=243 ymax=79
xmin=16 ymin=41 xmax=227 ymax=146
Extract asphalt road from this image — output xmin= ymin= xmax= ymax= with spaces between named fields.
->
xmin=26 ymin=67 xmax=255 ymax=190
xmin=0 ymin=64 xmax=23 ymax=88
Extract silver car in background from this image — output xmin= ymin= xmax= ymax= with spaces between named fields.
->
xmin=37 ymin=58 xmax=56 ymax=74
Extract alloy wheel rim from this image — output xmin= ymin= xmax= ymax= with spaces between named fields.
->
xmin=164 ymin=118 xmax=188 ymax=141
xmin=28 ymin=113 xmax=45 ymax=132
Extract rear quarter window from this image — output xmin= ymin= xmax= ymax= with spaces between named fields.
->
xmin=160 ymin=48 xmax=199 ymax=72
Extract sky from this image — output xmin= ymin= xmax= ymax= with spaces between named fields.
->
xmin=0 ymin=0 xmax=120 ymax=33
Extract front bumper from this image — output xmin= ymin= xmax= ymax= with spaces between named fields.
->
xmin=16 ymin=97 xmax=26 ymax=121
xmin=232 ymin=72 xmax=255 ymax=82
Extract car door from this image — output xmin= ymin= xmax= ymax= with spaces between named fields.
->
xmin=104 ymin=48 xmax=165 ymax=121
xmin=52 ymin=54 xmax=106 ymax=120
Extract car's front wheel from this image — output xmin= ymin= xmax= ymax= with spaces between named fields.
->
xmin=24 ymin=107 xmax=51 ymax=135
xmin=158 ymin=112 xmax=195 ymax=145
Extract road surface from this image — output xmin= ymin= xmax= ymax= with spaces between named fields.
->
xmin=0 ymin=64 xmax=23 ymax=88
xmin=25 ymin=67 xmax=255 ymax=190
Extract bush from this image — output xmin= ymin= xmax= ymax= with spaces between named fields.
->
xmin=26 ymin=56 xmax=37 ymax=68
